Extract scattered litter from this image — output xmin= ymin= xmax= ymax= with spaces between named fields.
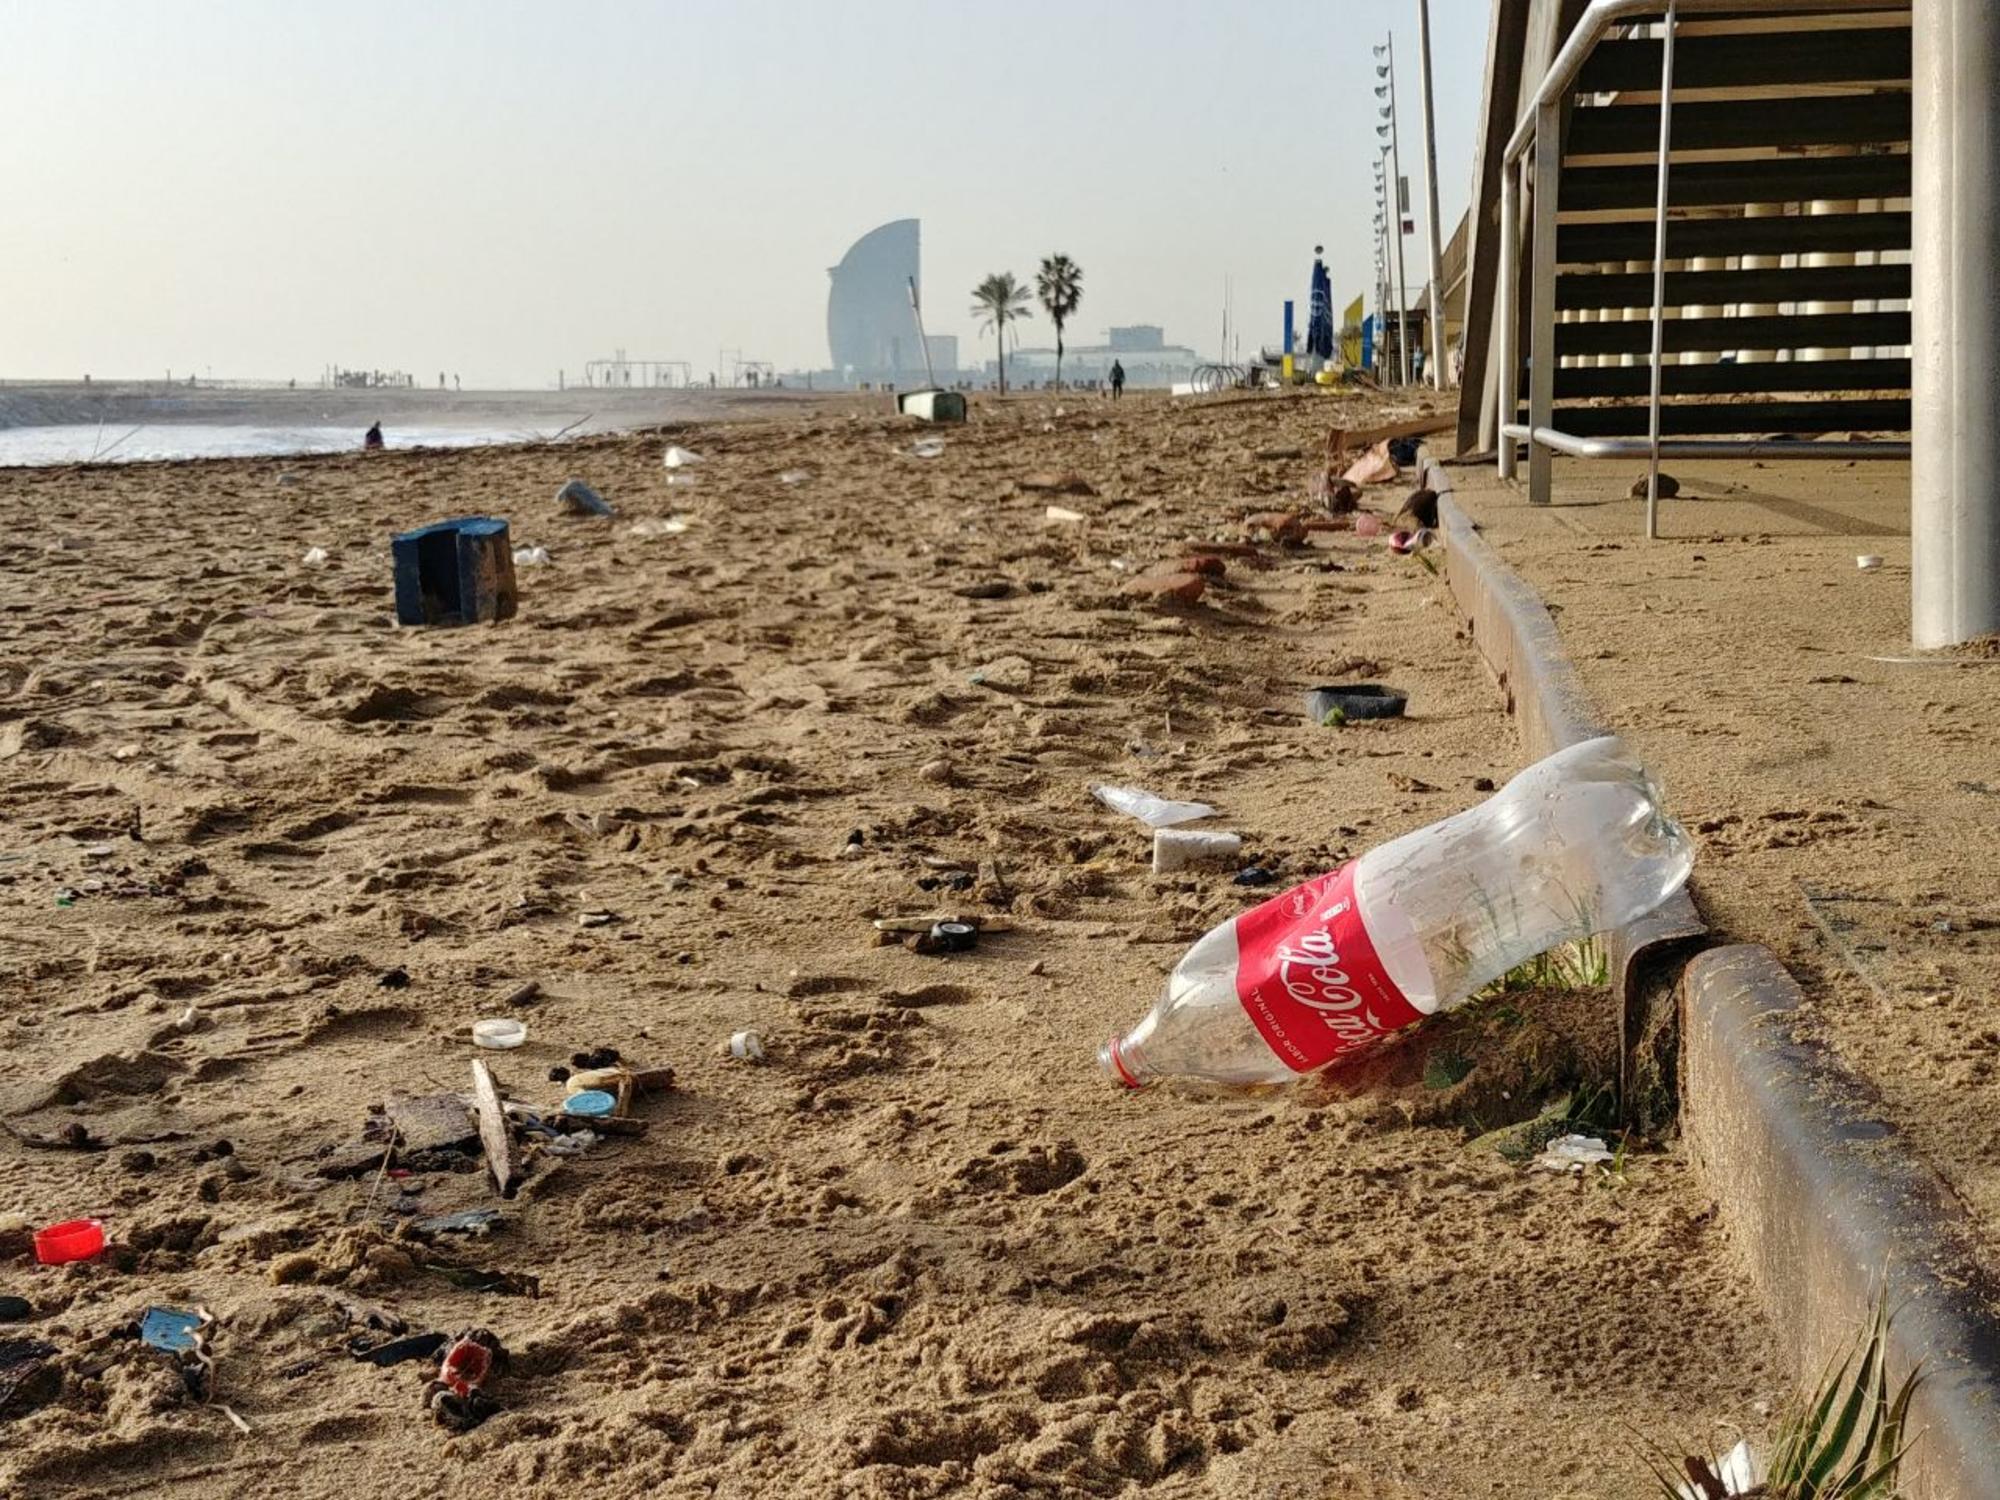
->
xmin=32 ymin=1218 xmax=103 ymax=1265
xmin=662 ymin=445 xmax=703 ymax=469
xmin=471 ymin=1018 xmax=528 ymax=1051
xmin=1153 ymin=828 xmax=1244 ymax=874
xmin=1856 ymin=554 xmax=1883 ymax=571
xmin=140 ymin=1306 xmax=204 ymax=1354
xmin=727 ymin=1030 xmax=765 ymax=1061
xmin=779 ymin=468 xmax=812 ymax=486
xmin=1386 ymin=436 xmax=1422 ymax=466
xmin=917 ymin=921 xmax=978 ymax=955
xmin=1304 ymin=684 xmax=1407 ymax=724
xmin=556 ymin=478 xmax=615 ymax=517
xmin=1388 ymin=528 xmax=1436 ymax=556
xmin=81 ymin=844 xmax=114 ymax=859
xmin=1091 ymin=784 xmax=1216 ymax=828
xmin=1342 ymin=441 xmax=1398 ymax=486
xmin=1045 ymin=505 xmax=1087 ymax=523
xmin=1233 ymin=866 xmax=1277 ymax=887
xmin=1532 ymin=1134 xmax=1616 ymax=1172
xmin=629 ymin=515 xmax=691 ymax=538
xmin=512 ymin=545 xmax=551 ymax=566
xmin=560 ymin=1089 xmax=617 ymax=1119
xmin=301 ymin=546 xmax=330 ymax=569
xmin=909 ymin=438 xmax=946 ymax=459
xmin=1354 ymin=512 xmax=1383 ymax=537
xmin=426 ymin=1328 xmax=508 ymax=1432
xmin=351 ymin=1330 xmax=449 ymax=1367
xmin=0 ymin=1335 xmax=62 ymax=1420
xmin=544 ymin=1131 xmax=598 ymax=1156
xmin=392 ymin=517 xmax=518 ymax=628
xmin=1672 ymin=1439 xmax=1760 ymax=1499
xmin=410 ymin=1208 xmax=502 ymax=1239
xmin=577 ymin=909 xmax=619 ymax=928
xmin=470 ymin=1059 xmax=524 ymax=1199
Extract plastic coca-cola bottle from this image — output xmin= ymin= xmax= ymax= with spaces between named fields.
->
xmin=1099 ymin=736 xmax=1693 ymax=1089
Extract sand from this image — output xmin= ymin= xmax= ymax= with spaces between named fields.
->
xmin=2 ymin=394 xmax=1774 ymax=1497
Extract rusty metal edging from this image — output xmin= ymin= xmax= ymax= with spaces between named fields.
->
xmin=1682 ymin=946 xmax=2000 ymax=1500
xmin=1429 ymin=458 xmax=2000 ymax=1499
xmin=1430 ymin=476 xmax=1706 ymax=1128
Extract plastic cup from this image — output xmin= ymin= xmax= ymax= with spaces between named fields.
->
xmin=34 ymin=1218 xmax=105 ymax=1265
xmin=472 ymin=1018 xmax=527 ymax=1050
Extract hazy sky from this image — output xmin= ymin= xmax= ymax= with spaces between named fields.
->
xmin=3 ymin=1 xmax=1490 ymax=387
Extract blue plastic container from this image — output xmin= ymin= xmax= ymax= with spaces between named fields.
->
xmin=391 ymin=516 xmax=519 ymax=627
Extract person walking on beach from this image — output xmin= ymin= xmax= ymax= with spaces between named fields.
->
xmin=364 ymin=421 xmax=384 ymax=451
xmin=1109 ymin=359 xmax=1125 ymax=400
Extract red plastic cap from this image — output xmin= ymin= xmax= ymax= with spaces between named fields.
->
xmin=34 ymin=1218 xmax=105 ymax=1265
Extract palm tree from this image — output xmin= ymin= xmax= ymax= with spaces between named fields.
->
xmin=971 ymin=272 xmax=1034 ymax=394
xmin=1035 ymin=255 xmax=1084 ymax=388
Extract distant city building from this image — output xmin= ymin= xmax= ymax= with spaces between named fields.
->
xmin=826 ymin=219 xmax=925 ymax=383
xmin=1107 ymin=325 xmax=1166 ymax=352
xmin=1005 ymin=326 xmax=1200 ymax=388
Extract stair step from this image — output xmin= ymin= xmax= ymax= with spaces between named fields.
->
xmin=1565 ymin=94 xmax=1911 ymax=157
xmin=1558 ymin=211 xmax=1910 ymax=264
xmin=1553 ymin=359 xmax=1911 ymax=400
xmin=1561 ymin=153 xmax=1911 ymax=213
xmin=1574 ymin=27 xmax=1911 ymax=93
xmin=1555 ymin=310 xmax=1908 ymax=356
xmin=1555 ymin=263 xmax=1911 ymax=312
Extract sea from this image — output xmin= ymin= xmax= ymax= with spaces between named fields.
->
xmin=0 ymin=422 xmax=577 ymax=467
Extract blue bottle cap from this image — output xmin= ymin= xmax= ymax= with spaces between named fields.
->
xmin=563 ymin=1089 xmax=617 ymax=1118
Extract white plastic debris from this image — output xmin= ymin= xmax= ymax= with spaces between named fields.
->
xmin=1531 ymin=1134 xmax=1616 ymax=1172
xmin=1152 ymin=828 xmax=1243 ymax=873
xmin=1674 ymin=1440 xmax=1761 ymax=1499
xmin=1091 ymin=784 xmax=1217 ymax=828
xmin=545 ymin=1129 xmax=599 ymax=1155
xmin=662 ymin=445 xmax=703 ymax=469
xmin=513 ymin=546 xmax=551 ymax=566
xmin=556 ymin=477 xmax=615 ymax=516
xmin=1856 ymin=554 xmax=1883 ymax=571
xmin=628 ymin=516 xmax=690 ymax=538
xmin=1044 ymin=505 xmax=1087 ymax=524
xmin=728 ymin=1030 xmax=765 ymax=1062
xmin=301 ymin=546 xmax=330 ymax=569
xmin=471 ymin=1018 xmax=528 ymax=1050
xmin=779 ymin=469 xmax=812 ymax=487
xmin=910 ymin=438 xmax=946 ymax=459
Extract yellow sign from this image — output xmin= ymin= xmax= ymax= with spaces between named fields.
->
xmin=1339 ymin=295 xmax=1364 ymax=368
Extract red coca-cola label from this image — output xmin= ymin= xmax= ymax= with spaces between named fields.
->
xmin=1233 ymin=861 xmax=1423 ymax=1073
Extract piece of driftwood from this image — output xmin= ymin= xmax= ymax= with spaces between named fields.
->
xmin=469 ymin=1060 xmax=522 ymax=1199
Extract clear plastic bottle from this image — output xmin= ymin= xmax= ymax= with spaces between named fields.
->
xmin=1099 ymin=735 xmax=1693 ymax=1089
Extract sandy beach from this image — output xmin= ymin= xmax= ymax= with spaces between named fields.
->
xmin=0 ymin=392 xmax=1775 ymax=1497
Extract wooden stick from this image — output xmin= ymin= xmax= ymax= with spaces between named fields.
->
xmin=470 ymin=1059 xmax=523 ymax=1199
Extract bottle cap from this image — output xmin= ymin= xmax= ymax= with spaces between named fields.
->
xmin=562 ymin=1089 xmax=617 ymax=1118
xmin=33 ymin=1218 xmax=105 ymax=1265
xmin=471 ymin=1018 xmax=527 ymax=1050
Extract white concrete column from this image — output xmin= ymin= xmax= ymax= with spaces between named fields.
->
xmin=1913 ymin=0 xmax=2000 ymax=647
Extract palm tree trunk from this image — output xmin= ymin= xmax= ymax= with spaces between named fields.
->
xmin=997 ymin=323 xmax=1006 ymax=395
xmin=1056 ymin=322 xmax=1064 ymax=389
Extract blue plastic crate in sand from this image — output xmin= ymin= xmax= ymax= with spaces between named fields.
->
xmin=391 ymin=516 xmax=519 ymax=627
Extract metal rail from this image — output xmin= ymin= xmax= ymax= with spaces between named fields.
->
xmin=1495 ymin=0 xmax=1914 ymax=521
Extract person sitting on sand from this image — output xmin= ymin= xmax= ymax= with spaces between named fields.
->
xmin=1109 ymin=360 xmax=1125 ymax=400
xmin=364 ymin=421 xmax=384 ymax=451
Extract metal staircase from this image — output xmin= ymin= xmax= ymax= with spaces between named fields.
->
xmin=1488 ymin=1 xmax=1913 ymax=518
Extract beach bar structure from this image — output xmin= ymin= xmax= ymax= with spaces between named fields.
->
xmin=1456 ymin=0 xmax=1997 ymax=648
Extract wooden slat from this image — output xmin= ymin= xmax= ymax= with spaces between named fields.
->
xmin=1542 ymin=398 xmax=1910 ymax=436
xmin=1554 ymin=262 xmax=1910 ymax=311
xmin=1555 ymin=310 xmax=1908 ymax=355
xmin=1561 ymin=153 xmax=1910 ymax=212
xmin=1557 ymin=211 xmax=1910 ymax=264
xmin=1573 ymin=28 xmax=1912 ymax=91
xmin=1553 ymin=358 xmax=1912 ymax=399
xmin=1565 ymin=94 xmax=1911 ymax=156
